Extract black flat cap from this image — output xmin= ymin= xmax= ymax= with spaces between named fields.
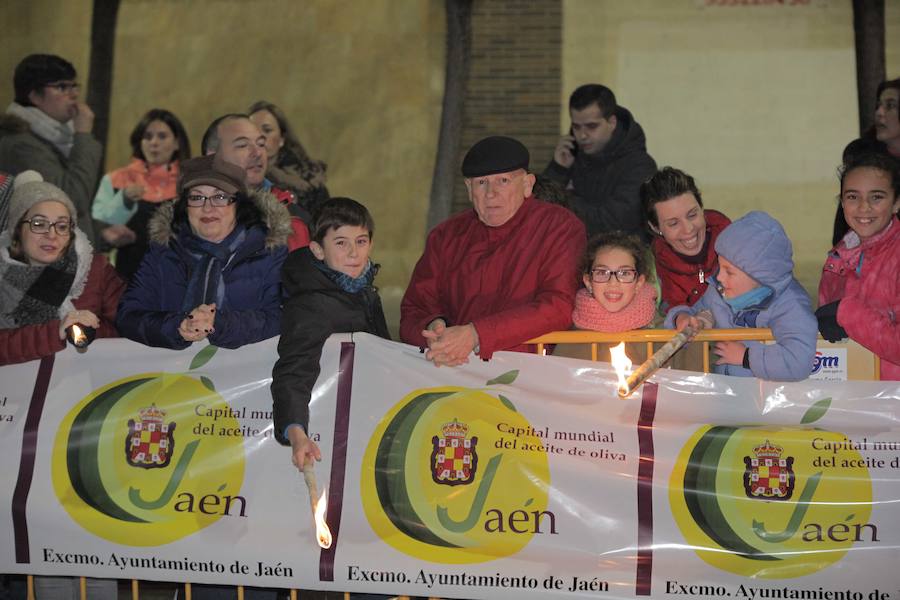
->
xmin=461 ymin=136 xmax=530 ymax=178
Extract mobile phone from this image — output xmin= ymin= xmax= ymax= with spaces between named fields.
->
xmin=568 ymin=126 xmax=578 ymax=157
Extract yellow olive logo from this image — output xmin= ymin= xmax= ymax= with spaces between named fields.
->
xmin=670 ymin=398 xmax=874 ymax=578
xmin=51 ymin=346 xmax=246 ymax=545
xmin=361 ymin=370 xmax=552 ymax=563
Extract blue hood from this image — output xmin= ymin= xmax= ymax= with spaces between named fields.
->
xmin=714 ymin=211 xmax=794 ymax=294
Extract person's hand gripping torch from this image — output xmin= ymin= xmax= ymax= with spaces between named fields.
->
xmin=615 ymin=309 xmax=714 ymax=398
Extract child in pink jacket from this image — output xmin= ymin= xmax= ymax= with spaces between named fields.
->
xmin=817 ymin=153 xmax=900 ymax=380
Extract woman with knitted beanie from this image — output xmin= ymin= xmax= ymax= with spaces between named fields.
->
xmin=0 ymin=171 xmax=123 ymax=598
xmin=0 ymin=171 xmax=124 ymax=367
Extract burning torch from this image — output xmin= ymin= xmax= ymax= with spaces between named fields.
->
xmin=614 ymin=309 xmax=714 ymax=398
xmin=302 ymin=463 xmax=333 ymax=549
xmin=66 ymin=323 xmax=96 ymax=352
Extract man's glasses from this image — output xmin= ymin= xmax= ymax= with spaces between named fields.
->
xmin=186 ymin=193 xmax=235 ymax=207
xmin=21 ymin=218 xmax=72 ymax=236
xmin=589 ymin=268 xmax=638 ymax=283
xmin=44 ymin=81 xmax=79 ymax=94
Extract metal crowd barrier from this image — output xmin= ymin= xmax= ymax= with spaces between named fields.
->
xmin=528 ymin=328 xmax=882 ymax=380
xmin=17 ymin=329 xmax=880 ymax=598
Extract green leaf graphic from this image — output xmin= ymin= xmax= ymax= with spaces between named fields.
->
xmin=218 ymin=483 xmax=227 ymax=492
xmin=190 ymin=345 xmax=218 ymax=370
xmin=524 ymin=498 xmax=534 ymax=507
xmin=800 ymin=398 xmax=832 ymax=424
xmin=200 ymin=376 xmax=216 ymax=392
xmin=486 ymin=370 xmax=519 ymax=386
xmin=497 ymin=394 xmax=517 ymax=412
xmin=845 ymin=514 xmax=855 ymax=522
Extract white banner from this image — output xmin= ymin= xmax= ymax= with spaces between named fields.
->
xmin=1 ymin=334 xmax=899 ymax=599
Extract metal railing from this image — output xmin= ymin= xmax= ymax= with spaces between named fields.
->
xmin=528 ymin=328 xmax=882 ymax=380
xmin=17 ymin=578 xmax=433 ymax=599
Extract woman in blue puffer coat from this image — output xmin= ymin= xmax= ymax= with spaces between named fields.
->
xmin=116 ymin=154 xmax=291 ymax=350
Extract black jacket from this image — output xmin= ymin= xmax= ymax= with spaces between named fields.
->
xmin=271 ymin=248 xmax=389 ymax=444
xmin=544 ymin=106 xmax=656 ymax=239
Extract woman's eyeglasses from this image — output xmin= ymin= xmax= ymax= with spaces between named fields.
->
xmin=186 ymin=193 xmax=235 ymax=207
xmin=21 ymin=218 xmax=72 ymax=236
xmin=590 ymin=268 xmax=638 ymax=283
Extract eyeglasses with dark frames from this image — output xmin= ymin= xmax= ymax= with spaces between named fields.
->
xmin=590 ymin=268 xmax=638 ymax=283
xmin=186 ymin=193 xmax=236 ymax=207
xmin=20 ymin=218 xmax=72 ymax=236
xmin=44 ymin=81 xmax=80 ymax=94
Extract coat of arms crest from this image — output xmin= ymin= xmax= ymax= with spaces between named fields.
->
xmin=743 ymin=439 xmax=795 ymax=500
xmin=430 ymin=419 xmax=478 ymax=486
xmin=126 ymin=404 xmax=175 ymax=468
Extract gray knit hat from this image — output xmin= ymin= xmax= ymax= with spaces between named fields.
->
xmin=6 ymin=171 xmax=78 ymax=236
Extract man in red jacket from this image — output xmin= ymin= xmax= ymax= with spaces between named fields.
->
xmin=401 ymin=136 xmax=586 ymax=367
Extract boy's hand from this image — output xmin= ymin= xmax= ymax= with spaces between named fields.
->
xmin=288 ymin=426 xmax=322 ymax=471
xmin=714 ymin=340 xmax=746 ymax=366
xmin=674 ymin=313 xmax=706 ymax=341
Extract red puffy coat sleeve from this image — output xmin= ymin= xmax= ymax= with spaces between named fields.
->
xmin=399 ymin=226 xmax=449 ymax=348
xmin=76 ymin=254 xmax=126 ymax=340
xmin=0 ymin=255 xmax=125 ymax=366
xmin=470 ymin=214 xmax=585 ymax=357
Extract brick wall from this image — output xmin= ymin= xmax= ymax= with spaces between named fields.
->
xmin=452 ymin=0 xmax=563 ymax=214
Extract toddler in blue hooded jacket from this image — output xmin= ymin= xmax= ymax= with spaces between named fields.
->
xmin=664 ymin=211 xmax=817 ymax=381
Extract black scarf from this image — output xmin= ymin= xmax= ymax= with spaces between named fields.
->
xmin=0 ymin=242 xmax=78 ymax=328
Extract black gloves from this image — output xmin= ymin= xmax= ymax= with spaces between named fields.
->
xmin=815 ymin=301 xmax=848 ymax=343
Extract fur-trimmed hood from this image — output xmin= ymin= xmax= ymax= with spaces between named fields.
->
xmin=147 ymin=190 xmax=292 ymax=250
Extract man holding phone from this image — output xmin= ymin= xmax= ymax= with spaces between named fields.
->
xmin=544 ymin=83 xmax=656 ymax=240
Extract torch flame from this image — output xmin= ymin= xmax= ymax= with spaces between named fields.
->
xmin=71 ymin=324 xmax=87 ymax=345
xmin=610 ymin=342 xmax=633 ymax=395
xmin=314 ymin=489 xmax=333 ymax=549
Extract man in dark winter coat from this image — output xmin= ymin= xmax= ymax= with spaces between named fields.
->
xmin=544 ymin=83 xmax=656 ymax=239
xmin=0 ymin=54 xmax=102 ymax=243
